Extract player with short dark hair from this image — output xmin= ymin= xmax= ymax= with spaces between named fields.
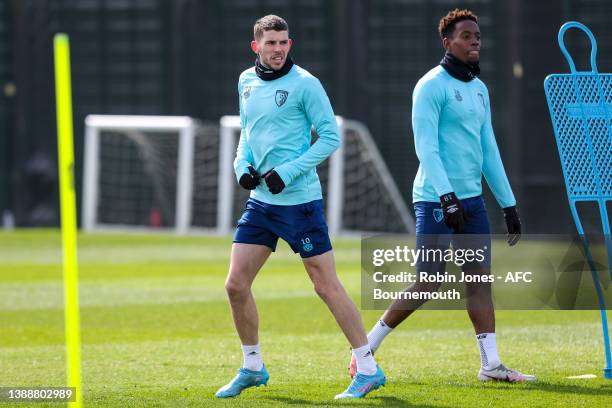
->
xmin=215 ymin=14 xmax=385 ymax=399
xmin=349 ymin=8 xmax=535 ymax=383
xmin=253 ymin=14 xmax=289 ymax=40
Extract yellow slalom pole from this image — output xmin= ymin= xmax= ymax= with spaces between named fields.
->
xmin=53 ymin=33 xmax=83 ymax=408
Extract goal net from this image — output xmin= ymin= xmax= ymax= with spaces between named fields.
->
xmin=82 ymin=115 xmax=415 ymax=235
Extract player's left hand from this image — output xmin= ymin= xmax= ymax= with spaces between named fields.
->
xmin=263 ymin=169 xmax=285 ymax=194
xmin=503 ymin=206 xmax=521 ymax=246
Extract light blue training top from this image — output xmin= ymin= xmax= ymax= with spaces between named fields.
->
xmin=411 ymin=65 xmax=516 ymax=208
xmin=234 ymin=64 xmax=340 ymax=205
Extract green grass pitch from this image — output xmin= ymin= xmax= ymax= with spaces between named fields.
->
xmin=0 ymin=230 xmax=610 ymax=407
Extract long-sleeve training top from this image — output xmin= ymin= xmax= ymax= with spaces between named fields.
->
xmin=411 ymin=65 xmax=516 ymax=208
xmin=234 ymin=64 xmax=340 ymax=205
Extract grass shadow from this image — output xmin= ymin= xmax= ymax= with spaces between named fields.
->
xmin=425 ymin=379 xmax=612 ymax=397
xmin=263 ymin=395 xmax=438 ymax=407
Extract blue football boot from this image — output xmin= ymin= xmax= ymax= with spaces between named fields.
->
xmin=334 ymin=366 xmax=385 ymax=399
xmin=215 ymin=365 xmax=269 ymax=398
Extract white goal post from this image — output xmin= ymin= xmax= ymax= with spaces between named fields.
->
xmin=82 ymin=115 xmax=197 ymax=234
xmin=82 ymin=114 xmax=415 ymax=235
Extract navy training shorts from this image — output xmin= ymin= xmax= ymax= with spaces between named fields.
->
xmin=414 ymin=195 xmax=492 ymax=273
xmin=233 ymin=198 xmax=332 ymax=258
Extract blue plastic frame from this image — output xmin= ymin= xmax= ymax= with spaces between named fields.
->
xmin=544 ymin=21 xmax=612 ymax=380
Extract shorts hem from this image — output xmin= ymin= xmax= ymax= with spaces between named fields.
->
xmin=299 ymin=246 xmax=332 ymax=259
xmin=232 ymin=240 xmax=276 ymax=252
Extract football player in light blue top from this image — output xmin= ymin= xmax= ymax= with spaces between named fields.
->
xmin=349 ymin=9 xmax=536 ymax=383
xmin=233 ymin=43 xmax=340 ymax=206
xmin=215 ymin=15 xmax=385 ymax=400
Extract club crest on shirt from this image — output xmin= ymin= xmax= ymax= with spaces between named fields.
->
xmin=477 ymin=92 xmax=485 ymax=108
xmin=454 ymin=89 xmax=462 ymax=102
xmin=243 ymin=86 xmax=251 ymax=99
xmin=275 ymin=90 xmax=289 ymax=107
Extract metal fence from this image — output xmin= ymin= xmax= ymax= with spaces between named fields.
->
xmin=1 ymin=0 xmax=611 ymax=234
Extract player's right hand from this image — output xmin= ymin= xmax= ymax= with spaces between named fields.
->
xmin=440 ymin=192 xmax=467 ymax=232
xmin=238 ymin=166 xmax=261 ymax=190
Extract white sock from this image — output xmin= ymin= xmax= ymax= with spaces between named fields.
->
xmin=367 ymin=319 xmax=393 ymax=353
xmin=476 ymin=333 xmax=501 ymax=370
xmin=352 ymin=344 xmax=377 ymax=375
xmin=241 ymin=343 xmax=263 ymax=371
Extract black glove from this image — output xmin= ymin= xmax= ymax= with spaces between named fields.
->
xmin=440 ymin=192 xmax=466 ymax=232
xmin=503 ymin=206 xmax=521 ymax=246
xmin=238 ymin=166 xmax=261 ymax=190
xmin=262 ymin=169 xmax=285 ymax=194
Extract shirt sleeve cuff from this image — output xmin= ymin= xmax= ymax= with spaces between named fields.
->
xmin=234 ymin=163 xmax=250 ymax=183
xmin=273 ymin=165 xmax=293 ymax=187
